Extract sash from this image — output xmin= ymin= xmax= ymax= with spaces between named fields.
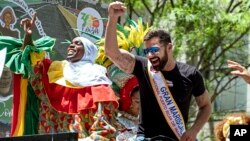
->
xmin=147 ymin=61 xmax=186 ymax=139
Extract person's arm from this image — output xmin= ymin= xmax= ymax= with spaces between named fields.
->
xmin=227 ymin=60 xmax=250 ymax=84
xmin=180 ymin=90 xmax=212 ymax=141
xmin=20 ymin=13 xmax=36 ymax=50
xmin=105 ymin=1 xmax=135 ymax=74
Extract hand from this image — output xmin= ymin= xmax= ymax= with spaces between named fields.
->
xmin=20 ymin=13 xmax=36 ymax=49
xmin=227 ymin=60 xmax=250 ymax=84
xmin=108 ymin=1 xmax=126 ymax=20
xmin=180 ymin=130 xmax=197 ymax=141
xmin=20 ymin=13 xmax=36 ymax=35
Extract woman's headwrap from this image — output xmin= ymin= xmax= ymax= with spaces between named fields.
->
xmin=107 ymin=64 xmax=138 ymax=112
xmin=119 ymin=76 xmax=138 ymax=112
xmin=63 ymin=37 xmax=112 ymax=87
xmin=79 ymin=37 xmax=98 ymax=63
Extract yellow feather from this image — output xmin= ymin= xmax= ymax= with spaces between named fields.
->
xmin=95 ymin=18 xmax=151 ymax=68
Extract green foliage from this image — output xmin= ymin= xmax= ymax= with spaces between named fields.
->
xmin=124 ymin=0 xmax=149 ymax=10
xmin=157 ymin=0 xmax=250 ymax=98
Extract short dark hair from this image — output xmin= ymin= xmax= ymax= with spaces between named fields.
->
xmin=131 ymin=86 xmax=139 ymax=97
xmin=144 ymin=29 xmax=172 ymax=46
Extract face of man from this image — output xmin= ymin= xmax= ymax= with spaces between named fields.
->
xmin=144 ymin=37 xmax=168 ymax=71
xmin=66 ymin=37 xmax=85 ymax=63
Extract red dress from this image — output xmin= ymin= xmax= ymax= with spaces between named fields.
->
xmin=30 ymin=59 xmax=118 ymax=140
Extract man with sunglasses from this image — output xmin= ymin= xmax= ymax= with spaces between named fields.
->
xmin=104 ymin=1 xmax=211 ymax=141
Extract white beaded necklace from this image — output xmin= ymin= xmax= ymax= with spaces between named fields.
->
xmin=118 ymin=111 xmax=139 ymax=122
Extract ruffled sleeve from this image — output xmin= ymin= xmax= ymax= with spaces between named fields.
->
xmin=0 ymin=36 xmax=56 ymax=78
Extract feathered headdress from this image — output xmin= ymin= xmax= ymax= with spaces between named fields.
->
xmin=95 ymin=17 xmax=150 ymax=68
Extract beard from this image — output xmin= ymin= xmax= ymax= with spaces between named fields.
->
xmin=151 ymin=51 xmax=168 ymax=71
xmin=152 ymin=57 xmax=168 ymax=71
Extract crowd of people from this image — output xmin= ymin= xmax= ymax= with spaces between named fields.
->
xmin=1 ymin=1 xmax=250 ymax=141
